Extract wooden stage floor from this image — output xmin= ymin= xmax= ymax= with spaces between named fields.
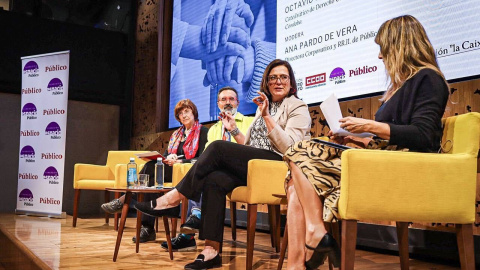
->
xmin=0 ymin=213 xmax=460 ymax=269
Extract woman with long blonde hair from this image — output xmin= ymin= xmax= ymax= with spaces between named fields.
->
xmin=284 ymin=15 xmax=449 ymax=269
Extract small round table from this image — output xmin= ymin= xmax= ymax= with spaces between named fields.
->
xmin=106 ymin=187 xmax=175 ymax=262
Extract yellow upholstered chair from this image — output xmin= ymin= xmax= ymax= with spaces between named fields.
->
xmin=338 ymin=112 xmax=480 ymax=270
xmin=72 ymin=151 xmax=148 ymax=227
xmin=228 ymin=159 xmax=288 ymax=270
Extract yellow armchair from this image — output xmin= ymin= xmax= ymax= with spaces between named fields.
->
xmin=338 ymin=112 xmax=480 ymax=270
xmin=72 ymin=151 xmax=148 ymax=227
xmin=228 ymin=159 xmax=288 ymax=270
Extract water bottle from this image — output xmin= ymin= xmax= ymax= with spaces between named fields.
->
xmin=155 ymin=157 xmax=164 ymax=189
xmin=126 ymin=157 xmax=137 ymax=188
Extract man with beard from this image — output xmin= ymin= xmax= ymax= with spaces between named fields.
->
xmin=161 ymin=86 xmax=253 ymax=251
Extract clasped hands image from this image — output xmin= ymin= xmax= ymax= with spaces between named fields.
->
xmin=198 ymin=0 xmax=256 ymax=86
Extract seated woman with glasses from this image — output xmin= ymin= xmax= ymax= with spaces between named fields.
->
xmin=284 ymin=15 xmax=449 ymax=270
xmin=101 ymin=99 xmax=208 ymax=243
xmin=135 ymin=59 xmax=312 ymax=270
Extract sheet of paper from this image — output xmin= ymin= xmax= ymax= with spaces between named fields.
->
xmin=319 ymin=93 xmax=374 ymax=138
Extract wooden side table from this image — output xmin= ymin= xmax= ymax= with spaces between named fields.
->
xmin=106 ymin=187 xmax=175 ymax=261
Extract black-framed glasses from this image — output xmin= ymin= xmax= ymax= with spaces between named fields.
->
xmin=268 ymin=74 xmax=289 ymax=84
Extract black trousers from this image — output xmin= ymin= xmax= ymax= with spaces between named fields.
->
xmin=175 ymin=140 xmax=282 ymax=243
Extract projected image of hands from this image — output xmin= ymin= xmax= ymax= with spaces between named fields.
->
xmin=169 ymin=0 xmax=276 ymax=128
xmin=201 ymin=0 xmax=254 ymax=85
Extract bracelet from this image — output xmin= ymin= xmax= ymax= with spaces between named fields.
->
xmin=229 ymin=127 xmax=240 ymax=136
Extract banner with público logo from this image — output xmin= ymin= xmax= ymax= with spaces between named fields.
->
xmin=16 ymin=51 xmax=70 ymax=218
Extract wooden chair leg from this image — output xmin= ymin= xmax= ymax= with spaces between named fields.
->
xmin=341 ymin=220 xmax=357 ymax=270
xmin=273 ymin=205 xmax=281 ymax=252
xmin=277 ymin=222 xmax=288 ymax=270
xmin=396 ymin=222 xmax=409 ymax=270
xmin=268 ymin=205 xmax=276 ymax=248
xmin=171 ymin=218 xmax=177 ymax=238
xmin=72 ymin=189 xmax=80 ymax=227
xmin=247 ymin=204 xmax=258 ymax=270
xmin=230 ymin=201 xmax=237 ymax=241
xmin=114 ymin=192 xmax=120 ymax=231
xmin=104 ymin=190 xmax=110 ymax=225
xmin=181 ymin=198 xmax=188 ymax=224
xmin=155 ymin=217 xmax=159 ymax=233
xmin=456 ymin=224 xmax=475 ymax=270
xmin=163 ymin=216 xmax=174 ymax=260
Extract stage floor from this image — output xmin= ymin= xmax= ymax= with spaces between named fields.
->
xmin=0 ymin=213 xmax=460 ymax=269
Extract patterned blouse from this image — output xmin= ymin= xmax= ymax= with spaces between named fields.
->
xmin=248 ymin=101 xmax=282 ymax=151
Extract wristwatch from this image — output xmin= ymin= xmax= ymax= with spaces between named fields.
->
xmin=229 ymin=127 xmax=240 ymax=136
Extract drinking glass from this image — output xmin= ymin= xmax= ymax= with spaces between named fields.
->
xmin=138 ymin=174 xmax=149 ymax=188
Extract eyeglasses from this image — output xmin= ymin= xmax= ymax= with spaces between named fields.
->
xmin=268 ymin=74 xmax=290 ymax=84
xmin=218 ymin=97 xmax=237 ymax=103
xmin=177 ymin=109 xmax=192 ymax=117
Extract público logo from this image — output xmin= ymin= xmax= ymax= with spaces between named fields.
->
xmin=22 ymin=103 xmax=38 ymax=120
xmin=349 ymin=65 xmax=377 ymax=77
xmin=329 ymin=67 xmax=346 ymax=85
xmin=45 ymin=122 xmax=62 ymax=139
xmin=23 ymin=61 xmax=39 ymax=77
xmin=19 ymin=189 xmax=34 ymax=206
xmin=20 ymin=145 xmax=35 ymax=163
xmin=305 ymin=73 xmax=326 ymax=89
xmin=44 ymin=166 xmax=60 ymax=184
xmin=47 ymin=78 xmax=64 ymax=95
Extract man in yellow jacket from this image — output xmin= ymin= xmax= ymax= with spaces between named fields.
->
xmin=160 ymin=86 xmax=253 ymax=251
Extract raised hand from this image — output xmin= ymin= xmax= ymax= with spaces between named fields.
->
xmin=219 ymin=111 xmax=237 ymax=132
xmin=252 ymin=91 xmax=270 ymax=117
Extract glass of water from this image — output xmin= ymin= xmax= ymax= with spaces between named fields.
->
xmin=138 ymin=174 xmax=149 ymax=188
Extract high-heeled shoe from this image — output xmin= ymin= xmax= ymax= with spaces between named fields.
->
xmin=134 ymin=199 xmax=180 ymax=218
xmin=305 ymin=232 xmax=341 ymax=269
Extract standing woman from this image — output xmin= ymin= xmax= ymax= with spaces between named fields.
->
xmin=135 ymin=59 xmax=311 ymax=269
xmin=284 ymin=15 xmax=449 ymax=269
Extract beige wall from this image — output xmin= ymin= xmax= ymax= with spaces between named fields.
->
xmin=0 ymin=0 xmax=9 ymax=10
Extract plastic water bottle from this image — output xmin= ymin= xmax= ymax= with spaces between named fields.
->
xmin=126 ymin=157 xmax=137 ymax=188
xmin=155 ymin=157 xmax=164 ymax=189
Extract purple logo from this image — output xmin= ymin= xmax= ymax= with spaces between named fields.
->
xmin=43 ymin=166 xmax=59 ymax=180
xmin=329 ymin=67 xmax=346 ymax=84
xmin=20 ymin=145 xmax=35 ymax=158
xmin=23 ymin=61 xmax=39 ymax=77
xmin=47 ymin=78 xmax=64 ymax=94
xmin=19 ymin=189 xmax=34 ymax=202
xmin=45 ymin=122 xmax=61 ymax=135
xmin=22 ymin=103 xmax=37 ymax=116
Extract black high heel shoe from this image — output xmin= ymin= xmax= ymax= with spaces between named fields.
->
xmin=134 ymin=199 xmax=180 ymax=218
xmin=305 ymin=233 xmax=341 ymax=270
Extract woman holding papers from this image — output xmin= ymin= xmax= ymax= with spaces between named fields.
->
xmin=135 ymin=59 xmax=311 ymax=270
xmin=284 ymin=15 xmax=449 ymax=269
xmin=101 ymin=99 xmax=208 ymax=242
